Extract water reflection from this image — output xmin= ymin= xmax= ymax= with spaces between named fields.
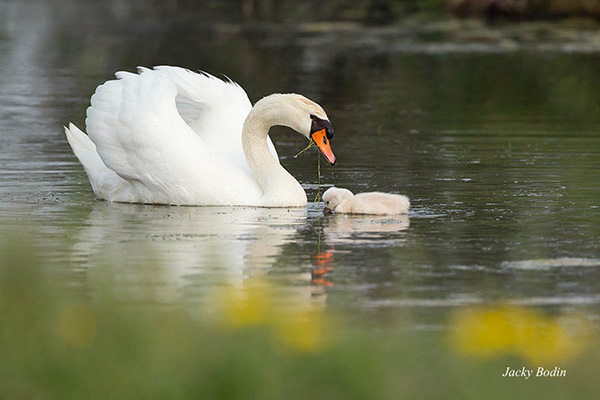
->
xmin=311 ymin=244 xmax=335 ymax=288
xmin=2 ymin=0 xmax=600 ymax=330
xmin=65 ymin=202 xmax=414 ymax=305
xmin=323 ymin=214 xmax=410 ymax=245
xmin=71 ymin=203 xmax=308 ymax=295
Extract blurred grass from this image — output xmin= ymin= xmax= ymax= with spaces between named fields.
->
xmin=1 ymin=237 xmax=600 ymax=399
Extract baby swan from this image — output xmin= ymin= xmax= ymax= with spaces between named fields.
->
xmin=322 ymin=187 xmax=410 ymax=215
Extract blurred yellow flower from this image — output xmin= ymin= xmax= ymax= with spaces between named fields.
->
xmin=221 ymin=280 xmax=273 ymax=329
xmin=217 ymin=279 xmax=329 ymax=353
xmin=274 ymin=308 xmax=327 ymax=353
xmin=58 ymin=304 xmax=97 ymax=348
xmin=451 ymin=304 xmax=593 ymax=364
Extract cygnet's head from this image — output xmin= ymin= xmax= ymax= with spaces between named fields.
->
xmin=322 ymin=187 xmax=354 ymax=214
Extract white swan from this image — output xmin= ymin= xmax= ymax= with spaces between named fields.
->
xmin=323 ymin=187 xmax=411 ymax=215
xmin=65 ymin=66 xmax=336 ymax=207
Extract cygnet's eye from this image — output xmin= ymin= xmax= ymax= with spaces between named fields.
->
xmin=326 ymin=201 xmax=330 ymax=205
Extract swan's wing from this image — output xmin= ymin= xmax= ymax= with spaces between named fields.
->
xmin=152 ymin=66 xmax=278 ymax=167
xmin=85 ymin=68 xmax=263 ymax=205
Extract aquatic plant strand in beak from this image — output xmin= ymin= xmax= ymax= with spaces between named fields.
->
xmin=294 ymin=140 xmax=322 ymax=203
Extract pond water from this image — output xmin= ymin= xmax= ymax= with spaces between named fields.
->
xmin=1 ymin=0 xmax=600 ymax=330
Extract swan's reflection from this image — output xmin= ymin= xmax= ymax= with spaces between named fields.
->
xmin=71 ymin=203 xmax=309 ymax=301
xmin=69 ymin=203 xmax=410 ymax=307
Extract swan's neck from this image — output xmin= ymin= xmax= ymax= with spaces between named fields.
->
xmin=242 ymin=94 xmax=306 ymax=206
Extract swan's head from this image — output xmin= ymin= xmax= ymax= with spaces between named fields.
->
xmin=323 ymin=187 xmax=353 ymax=214
xmin=282 ymin=94 xmax=336 ymax=165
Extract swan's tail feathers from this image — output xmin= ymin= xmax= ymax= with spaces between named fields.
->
xmin=65 ymin=123 xmax=108 ymax=178
xmin=64 ymin=123 xmax=130 ymax=201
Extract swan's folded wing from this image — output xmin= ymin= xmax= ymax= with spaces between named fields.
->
xmin=85 ymin=68 xmax=262 ymax=205
xmin=152 ymin=66 xmax=278 ymax=166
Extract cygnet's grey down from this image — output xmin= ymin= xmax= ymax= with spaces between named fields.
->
xmin=322 ymin=187 xmax=410 ymax=215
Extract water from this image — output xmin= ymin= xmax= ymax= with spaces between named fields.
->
xmin=1 ymin=0 xmax=600 ymax=330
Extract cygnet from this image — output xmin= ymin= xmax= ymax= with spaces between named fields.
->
xmin=322 ymin=187 xmax=410 ymax=215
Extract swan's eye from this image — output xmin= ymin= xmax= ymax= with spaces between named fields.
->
xmin=326 ymin=201 xmax=330 ymax=204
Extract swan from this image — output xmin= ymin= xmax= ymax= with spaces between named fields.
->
xmin=64 ymin=66 xmax=336 ymax=207
xmin=322 ymin=187 xmax=410 ymax=215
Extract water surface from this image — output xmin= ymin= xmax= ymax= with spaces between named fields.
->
xmin=1 ymin=0 xmax=600 ymax=330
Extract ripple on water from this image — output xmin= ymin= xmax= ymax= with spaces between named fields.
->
xmin=502 ymin=258 xmax=600 ymax=270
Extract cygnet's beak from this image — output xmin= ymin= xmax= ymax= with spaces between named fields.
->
xmin=323 ymin=207 xmax=333 ymax=215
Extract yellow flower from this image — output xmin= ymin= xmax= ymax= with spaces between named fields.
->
xmin=220 ymin=280 xmax=273 ymax=329
xmin=216 ymin=279 xmax=329 ymax=353
xmin=517 ymin=314 xmax=592 ymax=364
xmin=273 ymin=307 xmax=327 ymax=353
xmin=58 ymin=304 xmax=97 ymax=348
xmin=451 ymin=305 xmax=593 ymax=364
xmin=452 ymin=306 xmax=523 ymax=357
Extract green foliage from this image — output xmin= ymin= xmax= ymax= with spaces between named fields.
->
xmin=1 ymin=239 xmax=599 ymax=399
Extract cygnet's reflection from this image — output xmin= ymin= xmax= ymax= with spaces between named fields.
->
xmin=322 ymin=214 xmax=410 ymax=245
xmin=304 ymin=212 xmax=410 ymax=304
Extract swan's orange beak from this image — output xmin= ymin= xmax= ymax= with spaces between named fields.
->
xmin=311 ymin=129 xmax=336 ymax=165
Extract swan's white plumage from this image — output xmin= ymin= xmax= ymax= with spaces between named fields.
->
xmin=67 ymin=66 xmax=291 ymax=205
xmin=64 ymin=123 xmax=133 ymax=201
xmin=151 ymin=66 xmax=278 ymax=168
